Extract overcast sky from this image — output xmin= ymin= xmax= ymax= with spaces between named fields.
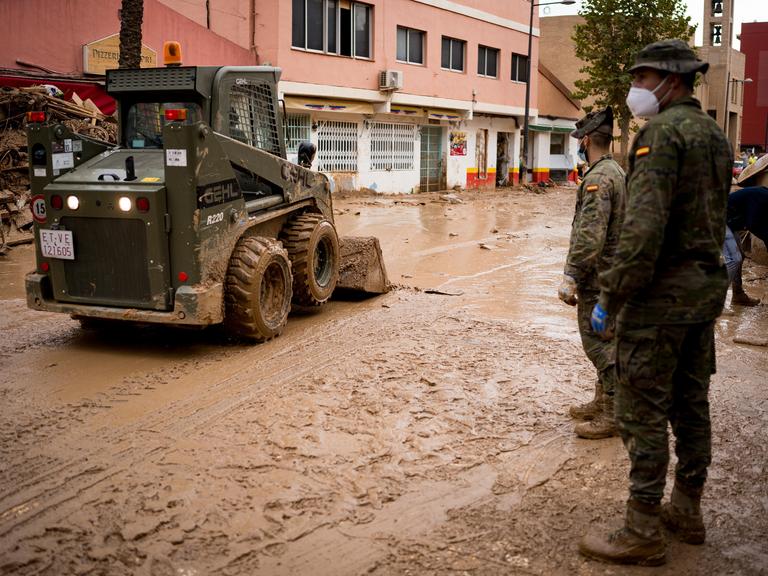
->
xmin=540 ymin=0 xmax=768 ymax=49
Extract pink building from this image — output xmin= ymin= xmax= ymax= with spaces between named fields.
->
xmin=0 ymin=0 xmax=578 ymax=192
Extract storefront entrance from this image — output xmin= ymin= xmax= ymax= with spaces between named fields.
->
xmin=420 ymin=126 xmax=443 ymax=192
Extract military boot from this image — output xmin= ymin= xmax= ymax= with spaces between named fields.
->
xmin=661 ymin=483 xmax=706 ymax=544
xmin=569 ymin=381 xmax=603 ymax=420
xmin=579 ymin=500 xmax=666 ymax=566
xmin=574 ymin=392 xmax=618 ymax=439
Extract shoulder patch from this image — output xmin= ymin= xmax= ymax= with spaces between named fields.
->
xmin=586 ymin=184 xmax=599 ymax=192
xmin=636 ymin=146 xmax=651 ymax=157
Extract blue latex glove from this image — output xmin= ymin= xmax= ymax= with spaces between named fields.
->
xmin=590 ymin=302 xmax=609 ymax=336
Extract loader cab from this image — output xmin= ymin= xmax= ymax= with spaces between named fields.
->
xmin=107 ymin=64 xmax=286 ymax=154
xmin=107 ymin=65 xmax=217 ymax=149
xmin=209 ymin=66 xmax=287 ymax=160
xmin=124 ymin=101 xmax=203 ymax=149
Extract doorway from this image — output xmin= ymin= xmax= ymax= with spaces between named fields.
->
xmin=420 ymin=126 xmax=443 ymax=192
xmin=496 ymin=132 xmax=512 ymax=186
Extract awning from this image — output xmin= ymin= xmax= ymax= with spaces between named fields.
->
xmin=428 ymin=108 xmax=463 ymax=121
xmin=390 ymin=104 xmax=424 ymax=116
xmin=284 ymin=96 xmax=374 ymax=115
xmin=529 ymin=124 xmax=574 ymax=133
xmin=0 ymin=74 xmax=115 ymax=115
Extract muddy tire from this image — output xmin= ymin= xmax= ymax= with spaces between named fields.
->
xmin=224 ymin=236 xmax=293 ymax=341
xmin=280 ymin=213 xmax=340 ymax=306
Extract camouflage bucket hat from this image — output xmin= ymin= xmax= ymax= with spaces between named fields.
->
xmin=571 ymin=106 xmax=614 ymax=139
xmin=628 ymin=39 xmax=709 ymax=74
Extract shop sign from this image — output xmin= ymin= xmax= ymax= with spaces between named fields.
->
xmin=83 ymin=34 xmax=156 ymax=75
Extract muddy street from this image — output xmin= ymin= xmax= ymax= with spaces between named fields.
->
xmin=1 ymin=187 xmax=767 ymax=575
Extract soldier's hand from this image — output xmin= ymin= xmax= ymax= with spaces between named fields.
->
xmin=557 ymin=275 xmax=578 ymax=306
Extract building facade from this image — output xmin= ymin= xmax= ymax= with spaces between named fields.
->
xmin=740 ymin=21 xmax=768 ymax=153
xmin=0 ymin=0 xmax=581 ymax=192
xmin=697 ymin=0 xmax=747 ymax=151
xmin=269 ymin=0 xmax=545 ymax=192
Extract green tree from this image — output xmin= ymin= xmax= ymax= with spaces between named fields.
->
xmin=572 ymin=0 xmax=695 ymax=162
xmin=118 ymin=0 xmax=144 ymax=69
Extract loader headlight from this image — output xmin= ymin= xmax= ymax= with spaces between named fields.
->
xmin=66 ymin=195 xmax=80 ymax=210
xmin=118 ymin=197 xmax=132 ymax=212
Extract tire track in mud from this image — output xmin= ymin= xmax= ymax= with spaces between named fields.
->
xmin=0 ymin=291 xmax=447 ymax=546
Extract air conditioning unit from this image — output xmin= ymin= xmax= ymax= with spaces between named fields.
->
xmin=379 ymin=69 xmax=403 ymax=91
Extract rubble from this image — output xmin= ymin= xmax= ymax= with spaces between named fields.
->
xmin=0 ymin=85 xmax=117 ymax=253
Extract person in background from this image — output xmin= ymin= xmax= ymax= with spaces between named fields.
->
xmin=558 ymin=106 xmax=626 ymax=440
xmin=581 ymin=39 xmax=732 ymax=566
xmin=727 ymin=185 xmax=768 ymax=306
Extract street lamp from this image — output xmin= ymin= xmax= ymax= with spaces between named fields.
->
xmin=521 ymin=0 xmax=575 ymax=185
xmin=723 ymin=76 xmax=753 ymax=147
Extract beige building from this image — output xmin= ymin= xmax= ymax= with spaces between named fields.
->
xmin=539 ymin=15 xmax=584 ymax=105
xmin=539 ymin=3 xmax=747 ymax=154
xmin=697 ymin=0 xmax=747 ymax=150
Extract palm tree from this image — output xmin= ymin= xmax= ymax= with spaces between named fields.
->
xmin=118 ymin=0 xmax=144 ymax=69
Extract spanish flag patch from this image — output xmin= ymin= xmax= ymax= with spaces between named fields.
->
xmin=586 ymin=184 xmax=599 ymax=192
xmin=636 ymin=146 xmax=651 ymax=157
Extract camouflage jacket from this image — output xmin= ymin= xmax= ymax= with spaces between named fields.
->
xmin=598 ymin=97 xmax=732 ymax=324
xmin=565 ymin=154 xmax=626 ymax=292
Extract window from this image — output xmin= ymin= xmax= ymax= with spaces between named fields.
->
xmin=477 ymin=45 xmax=499 ymax=78
xmin=317 ymin=120 xmax=358 ymax=172
xmin=397 ymin=26 xmax=424 ymax=65
xmin=549 ymin=133 xmax=565 ymax=155
xmin=441 ymin=36 xmax=465 ymax=72
xmin=285 ymin=114 xmax=311 ymax=154
xmin=125 ymin=102 xmax=202 ymax=149
xmin=711 ymin=0 xmax=723 ymax=17
xmin=370 ymin=123 xmax=416 ymax=171
xmin=228 ymin=82 xmax=281 ymax=155
xmin=354 ymin=3 xmax=371 ymax=58
xmin=711 ymin=23 xmax=723 ymax=46
xmin=292 ymin=0 xmax=372 ymax=58
xmin=511 ymin=53 xmax=528 ymax=82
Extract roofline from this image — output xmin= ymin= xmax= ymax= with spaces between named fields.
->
xmin=539 ymin=63 xmax=581 ymax=110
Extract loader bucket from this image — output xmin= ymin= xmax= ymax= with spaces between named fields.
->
xmin=337 ymin=236 xmax=390 ymax=294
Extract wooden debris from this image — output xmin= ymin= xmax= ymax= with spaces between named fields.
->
xmin=0 ymin=84 xmax=117 ymax=252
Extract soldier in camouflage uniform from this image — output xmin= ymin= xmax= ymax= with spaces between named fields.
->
xmin=579 ymin=40 xmax=732 ymax=566
xmin=558 ymin=107 xmax=626 ymax=440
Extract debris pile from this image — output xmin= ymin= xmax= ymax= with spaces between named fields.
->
xmin=0 ymin=85 xmax=117 ymax=252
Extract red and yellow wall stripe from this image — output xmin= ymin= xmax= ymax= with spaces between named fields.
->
xmin=466 ymin=167 xmax=496 ymax=189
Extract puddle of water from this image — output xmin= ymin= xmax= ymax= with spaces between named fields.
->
xmin=336 ymin=193 xmax=576 ymax=339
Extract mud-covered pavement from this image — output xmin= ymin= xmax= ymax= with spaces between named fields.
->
xmin=1 ymin=187 xmax=767 ymax=576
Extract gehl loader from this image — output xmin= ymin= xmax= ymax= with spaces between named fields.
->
xmin=25 ymin=43 xmax=388 ymax=341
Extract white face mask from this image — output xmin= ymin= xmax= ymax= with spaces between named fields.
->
xmin=626 ymin=76 xmax=670 ymax=119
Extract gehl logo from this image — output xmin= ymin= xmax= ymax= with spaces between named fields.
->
xmin=281 ymin=162 xmax=315 ymax=187
xmin=197 ymin=179 xmax=242 ymax=209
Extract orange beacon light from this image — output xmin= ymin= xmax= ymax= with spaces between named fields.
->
xmin=163 ymin=41 xmax=183 ymax=67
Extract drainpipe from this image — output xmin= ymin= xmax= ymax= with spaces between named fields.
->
xmin=250 ymin=0 xmax=256 ymax=49
xmin=206 ymin=0 xmax=211 ymax=29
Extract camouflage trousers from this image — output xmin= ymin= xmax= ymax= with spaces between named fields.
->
xmin=576 ymin=289 xmax=616 ymax=394
xmin=615 ymin=319 xmax=716 ymax=505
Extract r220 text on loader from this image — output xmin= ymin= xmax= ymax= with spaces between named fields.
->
xmin=25 ymin=42 xmax=388 ymax=341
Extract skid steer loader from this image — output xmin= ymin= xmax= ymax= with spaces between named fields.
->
xmin=25 ymin=47 xmax=388 ymax=341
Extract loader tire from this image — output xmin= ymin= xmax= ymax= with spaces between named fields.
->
xmin=224 ymin=236 xmax=292 ymax=341
xmin=280 ymin=213 xmax=340 ymax=306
